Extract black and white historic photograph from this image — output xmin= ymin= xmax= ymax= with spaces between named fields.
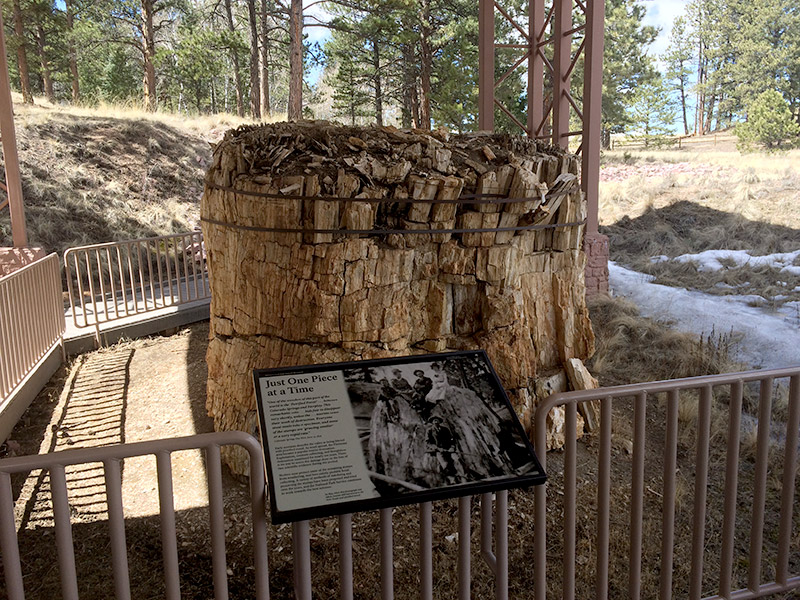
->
xmin=254 ymin=351 xmax=545 ymax=523
xmin=342 ymin=352 xmax=542 ymax=497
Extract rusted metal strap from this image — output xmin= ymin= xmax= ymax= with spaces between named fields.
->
xmin=204 ymin=181 xmax=578 ymax=205
xmin=199 ymin=217 xmax=585 ymax=236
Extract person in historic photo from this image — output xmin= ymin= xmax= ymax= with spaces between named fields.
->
xmin=412 ymin=369 xmax=433 ymax=417
xmin=425 ymin=362 xmax=449 ymax=402
xmin=425 ymin=415 xmax=465 ymax=485
xmin=390 ymin=369 xmax=413 ymax=399
xmin=367 ymin=378 xmax=426 ymax=488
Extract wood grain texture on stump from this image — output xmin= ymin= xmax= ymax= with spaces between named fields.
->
xmin=201 ymin=121 xmax=595 ymax=474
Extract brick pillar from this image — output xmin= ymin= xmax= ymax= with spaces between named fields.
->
xmin=583 ymin=232 xmax=609 ymax=297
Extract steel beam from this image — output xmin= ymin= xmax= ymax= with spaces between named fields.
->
xmin=0 ymin=9 xmax=26 ymax=247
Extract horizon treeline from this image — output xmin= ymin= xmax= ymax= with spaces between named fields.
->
xmin=2 ymin=0 xmax=798 ymax=139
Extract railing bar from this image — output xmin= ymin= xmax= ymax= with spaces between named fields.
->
xmin=71 ymin=252 xmax=87 ymax=327
xmin=420 ymin=501 xmax=433 ymax=600
xmin=690 ymin=385 xmax=712 ymax=600
xmin=292 ymin=520 xmax=312 ymax=600
xmin=104 ymin=458 xmax=132 ymax=600
xmin=564 ymin=401 xmax=577 ymax=600
xmin=240 ymin=439 xmax=269 ymax=600
xmin=339 ymin=513 xmax=353 ymax=600
xmin=198 ymin=233 xmax=209 ymax=297
xmin=146 ymin=240 xmax=157 ymax=311
xmin=206 ymin=444 xmax=229 ymax=600
xmin=748 ymin=377 xmax=774 ymax=592
xmin=720 ymin=380 xmax=743 ymax=597
xmin=660 ymin=389 xmax=679 ymax=600
xmin=125 ymin=243 xmax=138 ymax=316
xmin=481 ymin=492 xmax=494 ymax=571
xmin=6 ymin=277 xmax=23 ymax=374
xmin=0 ymin=282 xmax=12 ymax=396
xmin=134 ymin=241 xmax=147 ymax=312
xmin=115 ymin=245 xmax=130 ymax=318
xmin=597 ymin=396 xmax=612 ymax=600
xmin=380 ymin=507 xmax=394 ymax=600
xmin=183 ymin=235 xmax=194 ymax=301
xmin=84 ymin=250 xmax=100 ymax=326
xmin=189 ymin=234 xmax=200 ymax=300
xmin=777 ymin=375 xmax=800 ymax=584
xmin=64 ymin=252 xmax=79 ymax=328
xmin=8 ymin=278 xmax=25 ymax=372
xmin=0 ymin=472 xmax=25 ymax=600
xmin=156 ymin=451 xmax=181 ymax=600
xmin=104 ymin=248 xmax=120 ymax=320
xmin=165 ymin=238 xmax=175 ymax=303
xmin=495 ymin=490 xmax=508 ymax=600
xmin=95 ymin=249 xmax=110 ymax=321
xmin=630 ymin=391 xmax=647 ymax=600
xmin=173 ymin=238 xmax=184 ymax=304
xmin=51 ymin=465 xmax=80 ymax=600
xmin=18 ymin=275 xmax=35 ymax=368
xmin=135 ymin=241 xmax=147 ymax=313
xmin=155 ymin=238 xmax=166 ymax=306
xmin=458 ymin=497 xmax=471 ymax=600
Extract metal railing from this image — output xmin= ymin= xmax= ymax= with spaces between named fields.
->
xmin=0 ymin=429 xmax=512 ymax=600
xmin=63 ymin=232 xmax=208 ymax=337
xmin=533 ymin=366 xmax=800 ymax=600
xmin=0 ymin=253 xmax=65 ymax=402
xmin=291 ymin=492 xmax=509 ymax=600
xmin=0 ymin=431 xmax=269 ymax=600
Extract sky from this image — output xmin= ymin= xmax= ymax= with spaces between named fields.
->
xmin=643 ymin=0 xmax=692 ymax=70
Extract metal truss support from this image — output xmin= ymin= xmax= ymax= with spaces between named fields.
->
xmin=479 ymin=0 xmax=608 ymax=294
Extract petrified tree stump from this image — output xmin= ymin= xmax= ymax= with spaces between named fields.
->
xmin=201 ymin=121 xmax=595 ymax=474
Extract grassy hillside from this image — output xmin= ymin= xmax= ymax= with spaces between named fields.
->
xmin=0 ymin=98 xmax=248 ymax=254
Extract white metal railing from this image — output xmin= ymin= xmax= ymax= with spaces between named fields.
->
xmin=0 ymin=253 xmax=64 ymax=402
xmin=534 ymin=366 xmax=800 ymax=600
xmin=63 ymin=232 xmax=208 ymax=338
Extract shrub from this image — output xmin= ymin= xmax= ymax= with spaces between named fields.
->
xmin=736 ymin=90 xmax=800 ymax=151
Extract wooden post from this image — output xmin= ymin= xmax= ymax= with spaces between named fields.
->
xmin=0 ymin=9 xmax=26 ymax=247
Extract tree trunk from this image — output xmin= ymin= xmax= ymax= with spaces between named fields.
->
xmin=260 ymin=0 xmax=271 ymax=117
xmin=12 ymin=0 xmax=33 ymax=104
xmin=704 ymin=90 xmax=716 ymax=134
xmin=373 ymin=39 xmax=382 ymax=127
xmin=141 ymin=0 xmax=158 ymax=111
xmin=247 ymin=0 xmax=261 ymax=119
xmin=287 ymin=0 xmax=303 ymax=120
xmin=418 ymin=0 xmax=432 ymax=129
xmin=224 ymin=0 xmax=245 ymax=118
xmin=401 ymin=42 xmax=414 ymax=128
xmin=35 ymin=21 xmax=55 ymax=103
xmin=64 ymin=0 xmax=79 ymax=103
xmin=678 ymin=74 xmax=688 ymax=135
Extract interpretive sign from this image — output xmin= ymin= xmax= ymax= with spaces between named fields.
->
xmin=253 ymin=350 xmax=546 ymax=524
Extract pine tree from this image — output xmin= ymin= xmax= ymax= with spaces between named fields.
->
xmin=629 ymin=76 xmax=677 ymax=146
xmin=663 ymin=16 xmax=693 ymax=135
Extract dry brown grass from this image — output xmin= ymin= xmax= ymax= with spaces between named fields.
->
xmin=599 ymin=138 xmax=800 ymax=307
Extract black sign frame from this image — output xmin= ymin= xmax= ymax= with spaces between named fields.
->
xmin=253 ymin=350 xmax=546 ymax=524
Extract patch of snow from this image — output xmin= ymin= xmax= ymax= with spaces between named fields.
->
xmin=654 ymin=248 xmax=800 ymax=274
xmin=609 ymin=262 xmax=800 ymax=370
